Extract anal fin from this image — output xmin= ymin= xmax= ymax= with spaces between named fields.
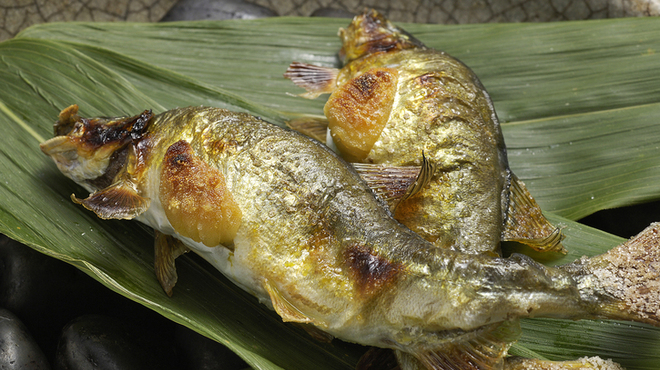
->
xmin=353 ymin=154 xmax=436 ymax=212
xmin=502 ymin=174 xmax=566 ymax=254
xmin=410 ymin=320 xmax=521 ymax=370
xmin=284 ymin=62 xmax=339 ymax=99
xmin=154 ymin=231 xmax=189 ymax=297
xmin=72 ymin=179 xmax=150 ymax=220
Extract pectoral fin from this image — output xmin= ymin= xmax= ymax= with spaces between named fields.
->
xmin=353 ymin=154 xmax=436 ymax=212
xmin=284 ymin=62 xmax=339 ymax=99
xmin=502 ymin=174 xmax=566 ymax=254
xmin=72 ymin=179 xmax=149 ymax=220
xmin=264 ymin=279 xmax=314 ymax=324
xmin=286 ymin=116 xmax=329 ymax=142
xmin=407 ymin=320 xmax=521 ymax=370
xmin=154 ymin=231 xmax=190 ymax=297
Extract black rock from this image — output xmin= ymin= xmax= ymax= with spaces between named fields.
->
xmin=174 ymin=324 xmax=247 ymax=370
xmin=0 ymin=308 xmax=50 ymax=369
xmin=162 ymin=0 xmax=276 ymax=21
xmin=0 ymin=236 xmax=176 ymax=362
xmin=54 ymin=314 xmax=178 ymax=370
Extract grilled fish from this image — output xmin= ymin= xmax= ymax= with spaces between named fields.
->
xmin=40 ymin=105 xmax=660 ymax=370
xmin=285 ymin=9 xmax=563 ymax=256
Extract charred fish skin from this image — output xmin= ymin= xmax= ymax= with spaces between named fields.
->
xmin=285 ymin=9 xmax=564 ymax=255
xmin=40 ymin=106 xmax=660 ymax=370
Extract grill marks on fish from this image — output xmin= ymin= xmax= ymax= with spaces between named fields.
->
xmin=325 ymin=68 xmax=398 ymax=161
xmin=73 ymin=110 xmax=153 ymax=151
xmin=344 ymin=243 xmax=402 ymax=297
xmin=160 ymin=140 xmax=242 ymax=248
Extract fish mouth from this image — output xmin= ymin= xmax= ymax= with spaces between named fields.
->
xmin=40 ymin=135 xmax=77 ymax=157
xmin=40 ymin=135 xmax=113 ymax=184
xmin=39 ymin=136 xmax=82 ymax=172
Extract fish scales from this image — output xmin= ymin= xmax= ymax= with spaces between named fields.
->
xmin=41 ymin=105 xmax=660 ymax=370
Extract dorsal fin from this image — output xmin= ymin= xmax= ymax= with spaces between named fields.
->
xmin=284 ymin=62 xmax=339 ymax=99
xmin=154 ymin=231 xmax=190 ymax=297
xmin=413 ymin=320 xmax=521 ymax=370
xmin=396 ymin=154 xmax=436 ymax=210
xmin=502 ymin=174 xmax=566 ymax=254
xmin=353 ymin=154 xmax=436 ymax=212
xmin=72 ymin=179 xmax=150 ymax=220
xmin=264 ymin=279 xmax=314 ymax=324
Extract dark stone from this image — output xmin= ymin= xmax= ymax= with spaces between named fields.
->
xmin=174 ymin=324 xmax=247 ymax=370
xmin=0 ymin=236 xmax=176 ymax=362
xmin=0 ymin=236 xmax=93 ymax=360
xmin=54 ymin=315 xmax=178 ymax=370
xmin=0 ymin=308 xmax=50 ymax=369
xmin=161 ymin=0 xmax=276 ymax=21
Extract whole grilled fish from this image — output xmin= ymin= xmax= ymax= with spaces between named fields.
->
xmin=285 ymin=9 xmax=563 ymax=256
xmin=40 ymin=105 xmax=660 ymax=370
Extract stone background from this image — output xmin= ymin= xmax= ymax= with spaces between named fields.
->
xmin=2 ymin=0 xmax=659 ymax=41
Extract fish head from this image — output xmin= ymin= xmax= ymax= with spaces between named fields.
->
xmin=40 ymin=104 xmax=153 ymax=187
xmin=339 ymin=9 xmax=425 ymax=64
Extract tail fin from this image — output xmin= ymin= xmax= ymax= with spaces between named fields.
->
xmin=505 ymin=356 xmax=624 ymax=370
xmin=564 ymin=223 xmax=660 ymax=326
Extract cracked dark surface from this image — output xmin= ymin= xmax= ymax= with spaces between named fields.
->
xmin=248 ymin=0 xmax=659 ymax=22
xmin=0 ymin=0 xmax=178 ymax=40
xmin=1 ymin=0 xmax=659 ymax=42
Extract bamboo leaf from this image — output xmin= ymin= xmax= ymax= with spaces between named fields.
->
xmin=18 ymin=17 xmax=660 ymax=218
xmin=2 ymin=16 xmax=660 ymax=369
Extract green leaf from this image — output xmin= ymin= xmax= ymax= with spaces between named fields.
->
xmin=19 ymin=17 xmax=660 ymax=219
xmin=2 ymin=16 xmax=660 ymax=369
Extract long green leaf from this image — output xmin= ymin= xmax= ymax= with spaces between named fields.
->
xmin=18 ymin=17 xmax=660 ymax=218
xmin=2 ymin=16 xmax=660 ymax=369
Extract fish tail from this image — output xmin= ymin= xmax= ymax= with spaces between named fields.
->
xmin=505 ymin=356 xmax=624 ymax=370
xmin=563 ymin=223 xmax=660 ymax=326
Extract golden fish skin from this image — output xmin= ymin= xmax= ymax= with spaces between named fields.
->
xmin=40 ymin=105 xmax=660 ymax=370
xmin=285 ymin=9 xmax=564 ymax=255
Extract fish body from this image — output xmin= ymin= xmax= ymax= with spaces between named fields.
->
xmin=285 ymin=10 xmax=563 ymax=255
xmin=41 ymin=106 xmax=660 ymax=370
